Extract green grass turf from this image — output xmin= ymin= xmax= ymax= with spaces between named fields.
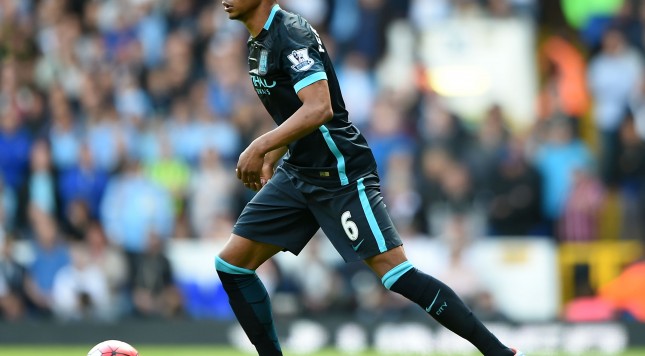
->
xmin=1 ymin=345 xmax=645 ymax=356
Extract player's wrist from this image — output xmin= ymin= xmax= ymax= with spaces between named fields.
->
xmin=262 ymin=160 xmax=276 ymax=169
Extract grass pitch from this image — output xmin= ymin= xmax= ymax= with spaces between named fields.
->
xmin=1 ymin=345 xmax=645 ymax=356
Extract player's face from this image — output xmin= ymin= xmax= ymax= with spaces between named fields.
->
xmin=222 ymin=0 xmax=263 ymax=21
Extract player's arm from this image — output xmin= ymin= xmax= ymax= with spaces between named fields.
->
xmin=237 ymin=80 xmax=332 ymax=190
xmin=256 ymin=79 xmax=332 ymax=150
xmin=264 ymin=145 xmax=288 ymax=166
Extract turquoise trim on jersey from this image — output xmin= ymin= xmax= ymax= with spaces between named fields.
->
xmin=357 ymin=177 xmax=386 ymax=252
xmin=319 ymin=125 xmax=349 ymax=185
xmin=215 ymin=256 xmax=255 ymax=275
xmin=294 ymin=72 xmax=328 ymax=93
xmin=263 ymin=4 xmax=281 ymax=30
xmin=381 ymin=261 xmax=414 ymax=290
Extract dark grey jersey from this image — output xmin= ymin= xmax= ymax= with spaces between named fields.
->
xmin=247 ymin=4 xmax=376 ymax=186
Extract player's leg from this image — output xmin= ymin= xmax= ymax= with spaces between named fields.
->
xmin=364 ymin=247 xmax=515 ymax=356
xmin=217 ymin=235 xmax=284 ymax=356
xmin=216 ymin=167 xmax=319 ymax=356
xmin=312 ymin=173 xmax=515 ymax=356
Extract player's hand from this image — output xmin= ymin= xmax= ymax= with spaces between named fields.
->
xmin=236 ymin=144 xmax=264 ymax=191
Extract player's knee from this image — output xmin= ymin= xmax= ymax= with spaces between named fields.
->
xmin=215 ymin=256 xmax=256 ymax=275
xmin=380 ymin=260 xmax=415 ymax=290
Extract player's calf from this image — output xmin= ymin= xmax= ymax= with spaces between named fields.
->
xmin=216 ymin=257 xmax=283 ymax=356
xmin=383 ymin=262 xmax=515 ymax=356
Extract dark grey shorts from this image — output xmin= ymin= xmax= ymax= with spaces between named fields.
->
xmin=232 ymin=166 xmax=402 ymax=262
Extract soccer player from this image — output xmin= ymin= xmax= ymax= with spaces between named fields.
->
xmin=216 ymin=1 xmax=524 ymax=355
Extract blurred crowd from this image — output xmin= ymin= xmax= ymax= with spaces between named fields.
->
xmin=0 ymin=0 xmax=644 ymax=324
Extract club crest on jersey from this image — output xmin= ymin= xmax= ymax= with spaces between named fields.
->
xmin=259 ymin=49 xmax=269 ymax=75
xmin=287 ymin=48 xmax=314 ymax=72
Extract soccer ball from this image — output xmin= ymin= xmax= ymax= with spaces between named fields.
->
xmin=87 ymin=340 xmax=139 ymax=356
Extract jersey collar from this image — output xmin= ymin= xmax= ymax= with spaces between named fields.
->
xmin=262 ymin=4 xmax=281 ymax=30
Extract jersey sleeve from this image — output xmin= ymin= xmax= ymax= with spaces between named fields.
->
xmin=279 ymin=22 xmax=328 ymax=94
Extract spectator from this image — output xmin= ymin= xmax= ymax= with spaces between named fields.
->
xmin=48 ymin=86 xmax=81 ymax=170
xmin=51 ymin=243 xmax=111 ymax=322
xmin=537 ymin=34 xmax=591 ymax=122
xmin=163 ymin=31 xmax=195 ymax=99
xmin=418 ymin=98 xmax=473 ymax=161
xmin=366 ymin=98 xmax=414 ymax=182
xmin=616 ymin=113 xmax=645 ymax=239
xmin=33 ymin=14 xmax=85 ymax=98
xmin=60 ymin=200 xmax=93 ymax=242
xmin=131 ymin=234 xmax=182 ymax=318
xmin=0 ymin=106 xmax=32 ymax=192
xmin=609 ymin=0 xmax=643 ymax=53
xmin=24 ymin=212 xmax=70 ymax=318
xmin=467 ymin=104 xmax=511 ymax=190
xmin=16 ymin=138 xmax=63 ymax=230
xmin=86 ymin=106 xmax=132 ymax=172
xmin=166 ymin=0 xmax=199 ymax=33
xmin=557 ymin=169 xmax=605 ymax=242
xmin=133 ymin=0 xmax=167 ymax=68
xmin=165 ymin=96 xmax=200 ymax=165
xmin=145 ymin=68 xmax=173 ymax=116
xmin=329 ymin=0 xmax=361 ymax=57
xmin=58 ymin=144 xmax=109 ymax=221
xmin=21 ymin=88 xmax=48 ymax=138
xmin=381 ymin=150 xmax=422 ymax=230
xmin=192 ymin=99 xmax=241 ymax=163
xmin=188 ymin=148 xmax=236 ymax=239
xmin=533 ymin=117 xmax=594 ymax=232
xmin=100 ymin=159 xmax=174 ymax=256
xmin=417 ymin=147 xmax=452 ymax=234
xmin=77 ymin=75 xmax=107 ymax=124
xmin=487 ymin=139 xmax=544 ymax=236
xmin=337 ymin=52 xmax=375 ymax=130
xmin=145 ymin=136 xmax=190 ymax=215
xmin=352 ymin=0 xmax=387 ymax=66
xmin=431 ymin=161 xmax=484 ymax=237
xmin=85 ymin=222 xmax=129 ymax=318
xmin=99 ymin=3 xmax=139 ymax=64
xmin=114 ymin=74 xmax=151 ymax=127
xmin=587 ymin=27 xmax=644 ymax=186
xmin=205 ymin=39 xmax=248 ymax=119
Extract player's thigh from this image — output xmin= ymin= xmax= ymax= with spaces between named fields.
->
xmin=231 ymin=167 xmax=320 ymax=260
xmin=313 ymin=174 xmax=403 ymax=263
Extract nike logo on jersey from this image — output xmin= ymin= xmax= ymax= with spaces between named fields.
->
xmin=352 ymin=239 xmax=364 ymax=251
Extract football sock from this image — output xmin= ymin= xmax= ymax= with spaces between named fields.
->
xmin=385 ymin=262 xmax=513 ymax=356
xmin=216 ymin=257 xmax=282 ymax=356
